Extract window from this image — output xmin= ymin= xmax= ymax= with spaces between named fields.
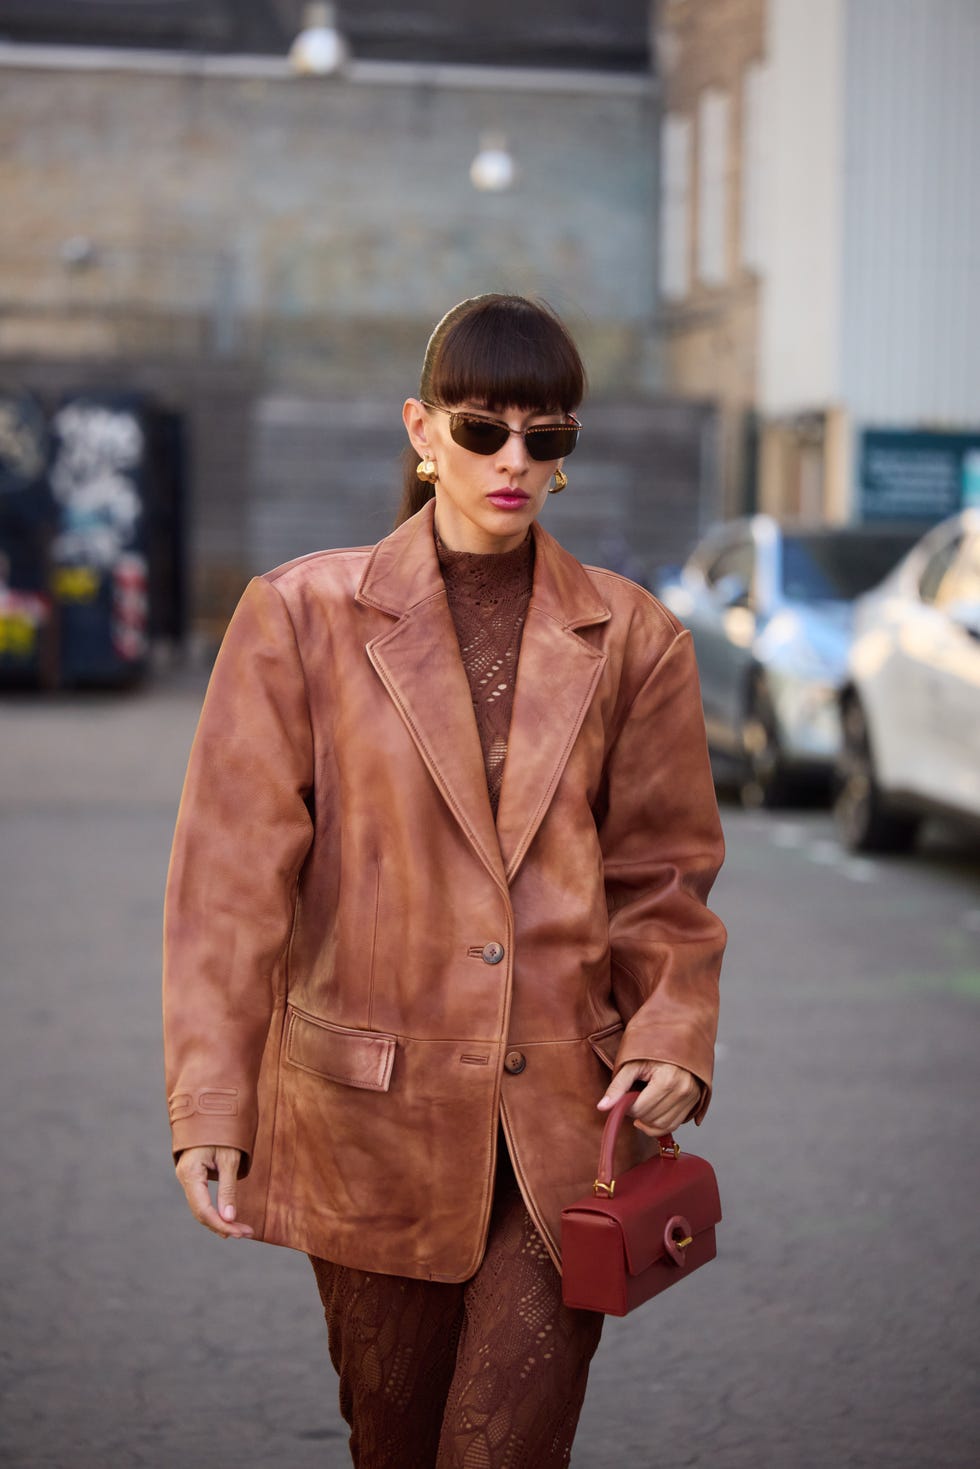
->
xmin=660 ymin=113 xmax=692 ymax=301
xmin=781 ymin=531 xmax=919 ymax=602
xmin=697 ymin=88 xmax=729 ymax=285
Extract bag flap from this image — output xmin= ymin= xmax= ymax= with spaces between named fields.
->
xmin=564 ymin=1152 xmax=721 ymax=1277
xmin=285 ymin=1006 xmax=396 ymax=1091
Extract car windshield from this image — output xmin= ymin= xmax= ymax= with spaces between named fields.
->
xmin=780 ymin=532 xmax=918 ymax=602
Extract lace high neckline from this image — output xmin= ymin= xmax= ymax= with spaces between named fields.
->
xmin=435 ymin=528 xmax=533 ymax=578
xmin=434 ymin=527 xmax=534 ymax=817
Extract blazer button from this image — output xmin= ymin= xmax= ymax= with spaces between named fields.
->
xmin=481 ymin=942 xmax=505 ymax=965
xmin=504 ymin=1050 xmax=526 ymax=1075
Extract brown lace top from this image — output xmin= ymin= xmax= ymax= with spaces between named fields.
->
xmin=436 ymin=529 xmax=535 ymax=817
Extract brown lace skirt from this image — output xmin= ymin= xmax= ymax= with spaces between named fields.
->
xmin=309 ymin=1143 xmax=604 ymax=1469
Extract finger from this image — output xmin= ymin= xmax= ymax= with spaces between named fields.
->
xmin=215 ymin=1148 xmax=241 ymax=1224
xmin=630 ymin=1080 xmax=690 ymax=1116
xmin=633 ymin=1106 xmax=689 ymax=1138
xmin=178 ymin=1157 xmax=253 ymax=1239
xmin=194 ymin=1187 xmax=253 ymax=1239
xmin=597 ymin=1060 xmax=645 ymax=1110
xmin=632 ymin=1087 xmax=700 ymax=1135
xmin=630 ymin=1080 xmax=699 ymax=1132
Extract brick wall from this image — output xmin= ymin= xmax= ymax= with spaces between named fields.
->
xmin=0 ymin=49 xmax=718 ymax=627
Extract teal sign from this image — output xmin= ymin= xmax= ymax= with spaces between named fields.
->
xmin=860 ymin=429 xmax=980 ymax=522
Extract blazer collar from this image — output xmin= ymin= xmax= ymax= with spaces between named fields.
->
xmin=356 ymin=499 xmax=611 ymax=634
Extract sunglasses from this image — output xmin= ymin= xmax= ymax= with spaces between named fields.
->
xmin=422 ymin=402 xmax=581 ymax=462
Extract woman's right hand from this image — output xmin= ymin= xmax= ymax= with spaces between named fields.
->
xmin=175 ymin=1145 xmax=255 ymax=1240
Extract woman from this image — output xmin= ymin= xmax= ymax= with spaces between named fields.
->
xmin=164 ymin=294 xmax=726 ymax=1467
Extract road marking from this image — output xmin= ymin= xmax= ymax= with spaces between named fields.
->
xmin=766 ymin=822 xmax=880 ymax=882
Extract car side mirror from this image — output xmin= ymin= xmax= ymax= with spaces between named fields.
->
xmin=947 ymin=600 xmax=980 ymax=641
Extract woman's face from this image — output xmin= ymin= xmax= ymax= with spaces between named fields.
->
xmin=403 ymin=398 xmax=568 ymax=554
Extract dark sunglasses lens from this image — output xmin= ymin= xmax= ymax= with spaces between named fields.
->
xmin=449 ymin=417 xmax=508 ymax=455
xmin=525 ymin=426 xmax=580 ymax=461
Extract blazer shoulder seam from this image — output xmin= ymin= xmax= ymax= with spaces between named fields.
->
xmin=583 ymin=566 xmax=685 ymax=638
xmin=263 ymin=546 xmax=372 ymax=587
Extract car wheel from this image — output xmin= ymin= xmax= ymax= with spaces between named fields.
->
xmin=738 ymin=674 xmax=792 ymax=809
xmin=834 ymin=697 xmax=920 ymax=853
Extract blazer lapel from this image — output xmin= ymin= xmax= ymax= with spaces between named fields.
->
xmin=367 ymin=599 xmax=506 ymax=890
xmin=494 ymin=523 xmax=610 ymax=883
xmin=358 ymin=504 xmax=506 ymax=891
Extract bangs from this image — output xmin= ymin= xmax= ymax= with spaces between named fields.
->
xmin=423 ymin=296 xmax=585 ymax=414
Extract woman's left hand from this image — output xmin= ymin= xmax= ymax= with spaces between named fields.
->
xmin=597 ymin=1059 xmax=701 ymax=1136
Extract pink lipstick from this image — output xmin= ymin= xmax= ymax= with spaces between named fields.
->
xmin=487 ymin=489 xmax=529 ymax=510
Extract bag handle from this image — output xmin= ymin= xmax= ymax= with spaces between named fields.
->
xmin=593 ymin=1090 xmax=679 ymax=1198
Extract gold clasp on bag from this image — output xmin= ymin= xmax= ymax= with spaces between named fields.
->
xmin=593 ymin=1178 xmax=616 ymax=1198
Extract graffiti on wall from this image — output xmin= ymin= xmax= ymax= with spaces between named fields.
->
xmin=49 ymin=401 xmax=145 ymax=569
xmin=49 ymin=399 xmax=150 ymax=666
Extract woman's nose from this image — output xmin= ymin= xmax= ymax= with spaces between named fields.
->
xmin=497 ymin=428 xmax=531 ymax=473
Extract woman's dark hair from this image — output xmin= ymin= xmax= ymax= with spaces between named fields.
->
xmin=395 ymin=294 xmax=586 ymax=527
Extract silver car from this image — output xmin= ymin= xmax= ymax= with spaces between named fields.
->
xmin=835 ymin=510 xmax=980 ymax=852
xmin=656 ymin=516 xmax=920 ymax=806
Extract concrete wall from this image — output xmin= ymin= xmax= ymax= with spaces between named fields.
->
xmin=0 ymin=54 xmax=657 ymax=393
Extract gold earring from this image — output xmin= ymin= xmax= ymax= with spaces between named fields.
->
xmin=416 ymin=457 xmax=438 ymax=484
xmin=549 ymin=467 xmax=568 ymax=494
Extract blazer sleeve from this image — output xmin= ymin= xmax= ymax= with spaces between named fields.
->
xmin=597 ymin=627 xmax=726 ymax=1122
xmin=163 ymin=575 xmax=315 ymax=1169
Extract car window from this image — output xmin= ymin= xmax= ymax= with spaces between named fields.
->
xmin=704 ymin=540 xmax=754 ymax=593
xmin=933 ymin=534 xmax=980 ymax=608
xmin=781 ymin=531 xmax=918 ymax=602
xmin=918 ymin=536 xmax=962 ymax=605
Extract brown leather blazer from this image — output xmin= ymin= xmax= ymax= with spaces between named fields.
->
xmin=163 ymin=501 xmax=726 ymax=1281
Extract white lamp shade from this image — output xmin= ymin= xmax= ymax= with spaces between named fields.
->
xmin=289 ymin=4 xmax=349 ymax=76
xmin=470 ymin=137 xmax=516 ymax=192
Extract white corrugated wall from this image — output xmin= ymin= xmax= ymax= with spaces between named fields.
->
xmin=757 ymin=0 xmax=845 ymax=417
xmin=841 ymin=0 xmax=980 ymax=426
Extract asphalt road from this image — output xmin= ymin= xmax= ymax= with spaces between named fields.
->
xmin=1 ymin=676 xmax=978 ymax=1469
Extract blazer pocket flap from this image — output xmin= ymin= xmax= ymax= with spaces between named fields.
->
xmin=588 ymin=1022 xmax=625 ymax=1070
xmin=286 ymin=1008 xmax=396 ymax=1092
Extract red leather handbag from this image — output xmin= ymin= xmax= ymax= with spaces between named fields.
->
xmin=560 ymin=1091 xmax=722 ymax=1316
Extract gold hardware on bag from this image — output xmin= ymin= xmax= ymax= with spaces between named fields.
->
xmin=593 ymin=1179 xmax=616 ymax=1198
xmin=674 ymin=1235 xmax=693 ymax=1249
xmin=660 ymin=1140 xmax=681 ymax=1159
